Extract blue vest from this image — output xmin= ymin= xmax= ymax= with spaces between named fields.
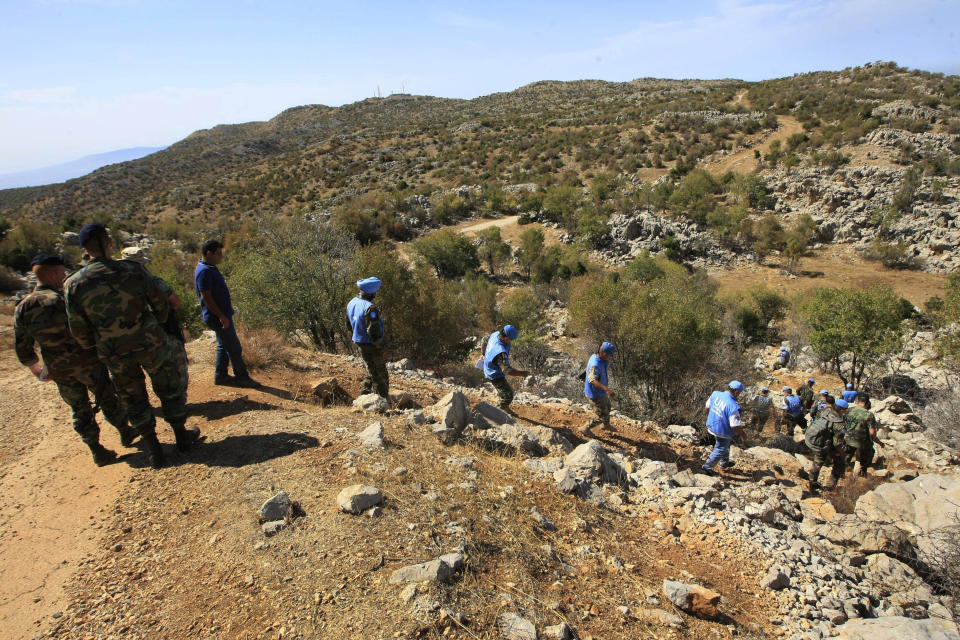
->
xmin=346 ymin=296 xmax=382 ymax=344
xmin=483 ymin=331 xmax=510 ymax=380
xmin=584 ymin=353 xmax=609 ymax=399
xmin=706 ymin=390 xmax=740 ymax=438
xmin=785 ymin=394 xmax=803 ymax=416
xmin=842 ymin=390 xmax=858 ymax=403
xmin=779 ymin=349 xmax=790 ymax=363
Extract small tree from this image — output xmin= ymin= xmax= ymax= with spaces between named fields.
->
xmin=805 ymin=284 xmax=908 ymax=388
xmin=0 ymin=220 xmax=60 ymax=271
xmin=475 ymin=226 xmax=511 ymax=275
xmin=412 ymin=229 xmax=480 ymax=279
xmin=517 ymin=227 xmax=545 ymax=279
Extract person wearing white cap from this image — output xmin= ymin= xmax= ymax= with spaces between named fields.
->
xmin=750 ymin=386 xmax=773 ymax=432
xmin=702 ymin=380 xmax=745 ymax=474
xmin=347 ymin=277 xmax=389 ymax=398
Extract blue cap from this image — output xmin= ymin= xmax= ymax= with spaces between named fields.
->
xmin=780 ymin=346 xmax=787 ymax=351
xmin=600 ymin=341 xmax=616 ymax=355
xmin=782 ymin=386 xmax=791 ymax=393
xmin=819 ymin=389 xmax=829 ymax=395
xmin=835 ymin=399 xmax=849 ymax=409
xmin=30 ymin=253 xmax=64 ymax=267
xmin=760 ymin=386 xmax=769 ymax=392
xmin=845 ymin=382 xmax=853 ymax=389
xmin=728 ymin=380 xmax=744 ymax=391
xmin=357 ymin=277 xmax=382 ymax=294
xmin=503 ymin=325 xmax=518 ymax=340
xmin=77 ymin=222 xmax=108 ymax=247
xmin=807 ymin=378 xmax=815 ymax=384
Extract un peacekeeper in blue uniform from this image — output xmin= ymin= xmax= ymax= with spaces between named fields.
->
xmin=810 ymin=389 xmax=830 ymax=419
xmin=701 ymin=380 xmax=745 ymax=474
xmin=483 ymin=325 xmax=529 ymax=411
xmin=773 ymin=346 xmax=790 ymax=370
xmin=583 ymin=342 xmax=616 ymax=434
xmin=780 ymin=386 xmax=807 ymax=433
xmin=347 ymin=277 xmax=389 ymax=398
xmin=841 ymin=382 xmax=858 ymax=403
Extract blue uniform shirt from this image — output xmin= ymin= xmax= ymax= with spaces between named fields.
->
xmin=706 ymin=390 xmax=742 ymax=438
xmin=784 ymin=394 xmax=803 ymax=416
xmin=346 ymin=296 xmax=382 ymax=344
xmin=483 ymin=331 xmax=510 ymax=380
xmin=842 ymin=390 xmax=858 ymax=403
xmin=584 ymin=353 xmax=609 ymax=399
xmin=195 ymin=260 xmax=233 ymax=325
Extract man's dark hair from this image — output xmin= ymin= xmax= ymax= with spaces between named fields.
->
xmin=825 ymin=394 xmax=836 ymax=406
xmin=202 ymin=239 xmax=224 ymax=257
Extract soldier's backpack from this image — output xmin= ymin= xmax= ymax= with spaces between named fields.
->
xmin=804 ymin=415 xmax=835 ymax=453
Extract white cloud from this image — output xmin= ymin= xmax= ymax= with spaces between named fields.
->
xmin=4 ymin=86 xmax=76 ymax=104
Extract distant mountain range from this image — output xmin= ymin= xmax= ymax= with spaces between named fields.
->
xmin=0 ymin=147 xmax=166 ymax=189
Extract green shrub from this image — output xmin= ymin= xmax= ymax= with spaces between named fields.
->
xmin=862 ymin=239 xmax=924 ymax=270
xmin=498 ymin=288 xmax=545 ymax=335
xmin=0 ymin=221 xmax=60 ymax=271
xmin=412 ymin=229 xmax=480 ymax=279
xmin=147 ymin=241 xmax=206 ymax=339
xmin=475 ymin=226 xmax=512 ymax=275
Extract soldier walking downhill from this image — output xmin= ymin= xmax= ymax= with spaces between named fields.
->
xmin=14 ymin=254 xmax=136 ymax=466
xmin=701 ymin=380 xmax=745 ymax=475
xmin=346 ymin=277 xmax=389 ymax=399
xmin=65 ymin=223 xmax=199 ymax=469
xmin=583 ymin=342 xmax=616 ymax=434
xmin=802 ymin=396 xmax=849 ymax=492
xmin=844 ymin=394 xmax=881 ymax=476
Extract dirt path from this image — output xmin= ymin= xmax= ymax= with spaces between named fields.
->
xmin=704 ymin=114 xmax=804 ymax=176
xmin=0 ymin=330 xmax=135 ymax=639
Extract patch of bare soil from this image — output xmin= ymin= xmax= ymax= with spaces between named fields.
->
xmin=2 ymin=324 xmax=785 ymax=640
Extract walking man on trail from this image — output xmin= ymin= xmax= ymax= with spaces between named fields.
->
xmin=65 ymin=223 xmax=198 ymax=469
xmin=483 ymin=324 xmax=529 ymax=412
xmin=798 ymin=378 xmax=815 ymax=414
xmin=802 ymin=396 xmax=848 ymax=492
xmin=701 ymin=380 xmax=745 ymax=475
xmin=583 ymin=342 xmax=616 ymax=434
xmin=844 ymin=394 xmax=881 ymax=476
xmin=841 ymin=382 xmax=858 ymax=404
xmin=346 ymin=277 xmax=389 ymax=399
xmin=750 ymin=386 xmax=773 ymax=431
xmin=780 ymin=386 xmax=807 ymax=433
xmin=810 ymin=389 xmax=829 ymax=420
xmin=15 ymin=253 xmax=136 ymax=466
xmin=122 ymin=247 xmax=189 ymax=405
xmin=195 ymin=239 xmax=261 ymax=389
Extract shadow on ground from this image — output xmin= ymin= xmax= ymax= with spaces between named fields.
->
xmin=123 ymin=431 xmax=320 ymax=469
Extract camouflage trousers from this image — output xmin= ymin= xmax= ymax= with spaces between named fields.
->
xmin=167 ymin=334 xmax=189 ymax=405
xmin=750 ymin=411 xmax=770 ymax=431
xmin=489 ymin=376 xmax=514 ymax=410
xmin=358 ymin=343 xmax=389 ymax=398
xmin=809 ymin=444 xmax=847 ymax=485
xmin=53 ymin=363 xmax=128 ymax=445
xmin=845 ymin=440 xmax=875 ymax=475
xmin=105 ymin=342 xmax=187 ymax=437
xmin=589 ymin=395 xmax=611 ymax=429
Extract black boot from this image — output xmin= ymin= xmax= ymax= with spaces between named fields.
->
xmin=88 ymin=442 xmax=117 ymax=467
xmin=172 ymin=423 xmax=201 ymax=453
xmin=142 ymin=433 xmax=165 ymax=469
xmin=117 ymin=423 xmax=138 ymax=447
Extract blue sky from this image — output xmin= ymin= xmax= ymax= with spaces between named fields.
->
xmin=0 ymin=0 xmax=956 ymax=174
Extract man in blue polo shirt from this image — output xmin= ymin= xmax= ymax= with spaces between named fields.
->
xmin=195 ymin=239 xmax=261 ymax=389
xmin=483 ymin=325 xmax=529 ymax=411
xmin=841 ymin=382 xmax=858 ymax=403
xmin=702 ymin=380 xmax=745 ymax=474
xmin=583 ymin=342 xmax=616 ymax=434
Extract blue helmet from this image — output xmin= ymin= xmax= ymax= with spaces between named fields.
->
xmin=845 ymin=382 xmax=854 ymax=390
xmin=782 ymin=386 xmax=791 ymax=393
xmin=600 ymin=341 xmax=616 ymax=355
xmin=728 ymin=380 xmax=744 ymax=391
xmin=357 ymin=277 xmax=382 ymax=294
xmin=835 ymin=399 xmax=849 ymax=409
xmin=503 ymin=325 xmax=519 ymax=340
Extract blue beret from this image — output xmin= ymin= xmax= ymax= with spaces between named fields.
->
xmin=357 ymin=277 xmax=382 ymax=294
xmin=819 ymin=389 xmax=829 ymax=395
xmin=807 ymin=378 xmax=815 ymax=384
xmin=835 ymin=399 xmax=849 ymax=409
xmin=30 ymin=253 xmax=64 ymax=267
xmin=77 ymin=222 xmax=108 ymax=247
xmin=503 ymin=325 xmax=518 ymax=340
xmin=728 ymin=380 xmax=744 ymax=391
xmin=760 ymin=386 xmax=769 ymax=392
xmin=780 ymin=346 xmax=787 ymax=351
xmin=600 ymin=341 xmax=616 ymax=355
xmin=845 ymin=382 xmax=853 ymax=389
xmin=782 ymin=386 xmax=791 ymax=393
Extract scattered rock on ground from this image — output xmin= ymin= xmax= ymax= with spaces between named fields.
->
xmin=336 ymin=485 xmax=383 ymax=514
xmin=353 ymin=393 xmax=389 ymax=414
xmin=498 ymin=612 xmax=537 ymax=640
xmin=259 ymin=491 xmax=292 ymax=522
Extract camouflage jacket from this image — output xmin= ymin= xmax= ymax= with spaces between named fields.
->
xmin=844 ymin=406 xmax=877 ymax=446
xmin=14 ymin=285 xmax=97 ymax=378
xmin=65 ymin=258 xmax=172 ymax=359
xmin=798 ymin=385 xmax=814 ymax=410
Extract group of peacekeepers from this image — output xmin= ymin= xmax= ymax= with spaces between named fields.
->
xmin=13 ymin=223 xmax=263 ymax=470
xmin=14 ymin=226 xmax=882 ymax=489
xmin=704 ymin=377 xmax=882 ymax=492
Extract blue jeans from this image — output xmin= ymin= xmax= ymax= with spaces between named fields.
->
xmin=703 ymin=435 xmax=732 ymax=470
xmin=209 ymin=321 xmax=249 ymax=380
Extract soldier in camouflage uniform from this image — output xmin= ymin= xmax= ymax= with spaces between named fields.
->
xmin=14 ymin=254 xmax=136 ymax=466
xmin=798 ymin=378 xmax=815 ymax=414
xmin=65 ymin=224 xmax=199 ymax=469
xmin=802 ymin=396 xmax=849 ymax=492
xmin=844 ymin=394 xmax=881 ymax=476
xmin=121 ymin=247 xmax=188 ymax=405
xmin=346 ymin=277 xmax=389 ymax=398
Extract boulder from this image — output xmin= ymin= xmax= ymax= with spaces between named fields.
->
xmin=309 ymin=377 xmax=351 ymax=406
xmin=336 ymin=485 xmax=383 ymax=514
xmin=544 ymin=622 xmax=573 ymax=639
xmin=834 ymin=616 xmax=960 ymax=640
xmin=357 ymin=422 xmax=386 ymax=448
xmin=430 ymin=391 xmax=470 ymax=444
xmin=744 ymin=446 xmax=803 ymax=473
xmin=475 ymin=423 xmax=572 ymax=456
xmin=261 ymin=520 xmax=286 ymax=537
xmin=873 ymin=395 xmax=912 ymax=414
xmin=498 ymin=612 xmax=537 ymax=640
xmin=390 ymin=391 xmax=417 ymax=410
xmin=761 ymin=567 xmax=790 ymax=590
xmin=799 ymin=497 xmax=837 ymax=523
xmin=389 ymin=552 xmax=464 ymax=584
xmin=353 ymin=393 xmax=388 ymax=414
xmin=259 ymin=492 xmax=292 ymax=522
xmin=875 ymin=409 xmax=923 ymax=432
xmin=664 ymin=424 xmax=697 ymax=443
xmin=662 ymin=579 xmax=721 ymax=620
xmin=813 ymin=514 xmax=915 ymax=557
xmin=564 ymin=440 xmax=625 ymax=485
xmin=473 ymin=401 xmax=515 ymax=426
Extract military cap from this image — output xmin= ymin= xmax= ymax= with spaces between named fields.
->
xmin=835 ymin=399 xmax=849 ymax=409
xmin=77 ymin=222 xmax=108 ymax=247
xmin=503 ymin=324 xmax=519 ymax=340
xmin=30 ymin=253 xmax=65 ymax=267
xmin=728 ymin=380 xmax=744 ymax=391
xmin=600 ymin=341 xmax=616 ymax=355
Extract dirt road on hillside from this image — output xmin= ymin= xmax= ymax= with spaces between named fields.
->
xmin=705 ymin=115 xmax=805 ymax=176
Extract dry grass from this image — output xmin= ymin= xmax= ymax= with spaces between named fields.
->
xmin=236 ymin=324 xmax=292 ymax=370
xmin=823 ymin=474 xmax=887 ymax=514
